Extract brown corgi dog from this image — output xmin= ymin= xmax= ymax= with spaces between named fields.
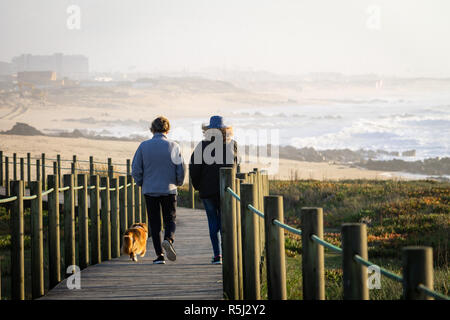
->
xmin=122 ymin=223 xmax=148 ymax=262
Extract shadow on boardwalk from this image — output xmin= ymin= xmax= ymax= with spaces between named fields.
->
xmin=40 ymin=208 xmax=223 ymax=300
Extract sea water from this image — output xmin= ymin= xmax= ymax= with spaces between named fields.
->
xmin=87 ymin=94 xmax=450 ymax=161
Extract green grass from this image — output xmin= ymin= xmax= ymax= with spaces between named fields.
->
xmin=180 ymin=179 xmax=450 ymax=299
xmin=260 ymin=234 xmax=449 ymax=300
xmin=269 ymin=179 xmax=449 ymax=267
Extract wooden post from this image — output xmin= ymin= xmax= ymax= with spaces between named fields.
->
xmin=126 ymin=159 xmax=131 ymax=176
xmin=119 ymin=175 xmax=128 ymax=248
xmin=135 ymin=185 xmax=142 ymax=223
xmin=41 ymin=153 xmax=46 ymax=190
xmin=30 ymin=181 xmax=44 ymax=299
xmin=141 ymin=188 xmax=147 ymax=225
xmin=342 ymin=223 xmax=369 ymax=300
xmin=402 ymin=246 xmax=434 ymax=300
xmin=240 ymin=183 xmax=260 ymax=300
xmin=108 ymin=158 xmax=113 ymax=180
xmin=89 ymin=175 xmax=101 ymax=264
xmin=256 ymin=170 xmax=265 ymax=266
xmin=77 ymin=174 xmax=89 ymax=269
xmin=127 ymin=175 xmax=135 ymax=227
xmin=72 ymin=155 xmax=77 ymax=192
xmin=5 ymin=156 xmax=10 ymax=196
xmin=11 ymin=180 xmax=25 ymax=300
xmin=100 ymin=176 xmax=112 ymax=261
xmin=57 ymin=154 xmax=61 ymax=186
xmin=301 ymin=207 xmax=325 ymax=300
xmin=20 ymin=157 xmax=25 ymax=183
xmin=36 ymin=159 xmax=40 ymax=183
xmin=13 ymin=153 xmax=17 ymax=180
xmin=0 ymin=150 xmax=2 ymax=187
xmin=27 ymin=153 xmax=31 ymax=187
xmin=89 ymin=156 xmax=94 ymax=176
xmin=111 ymin=178 xmax=120 ymax=258
xmin=63 ymin=174 xmax=76 ymax=274
xmin=264 ymin=195 xmax=287 ymax=300
xmin=189 ymin=175 xmax=195 ymax=209
xmin=47 ymin=175 xmax=60 ymax=288
xmin=53 ymin=161 xmax=57 ymax=175
xmin=235 ymin=178 xmax=243 ymax=300
xmin=236 ymin=172 xmax=247 ymax=183
xmin=219 ymin=167 xmax=239 ymax=300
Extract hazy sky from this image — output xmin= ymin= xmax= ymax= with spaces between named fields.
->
xmin=1 ymin=0 xmax=450 ymax=76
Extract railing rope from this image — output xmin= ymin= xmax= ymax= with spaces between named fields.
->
xmin=0 ymin=196 xmax=18 ymax=203
xmin=353 ymin=254 xmax=402 ymax=283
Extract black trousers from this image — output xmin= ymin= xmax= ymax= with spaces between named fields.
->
xmin=145 ymin=194 xmax=177 ymax=256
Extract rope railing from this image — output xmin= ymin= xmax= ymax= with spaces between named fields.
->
xmin=0 ymin=180 xmax=137 ymax=205
xmin=226 ymin=187 xmax=240 ymax=201
xmin=311 ymin=234 xmax=342 ymax=254
xmin=273 ymin=219 xmax=302 ymax=237
xmin=23 ymin=195 xmax=38 ymax=200
xmin=1 ymin=154 xmax=128 ymax=166
xmin=42 ymin=188 xmax=54 ymax=196
xmin=0 ymin=196 xmax=18 ymax=204
xmin=1 ymin=154 xmax=129 ymax=174
xmin=417 ymin=284 xmax=449 ymax=301
xmin=224 ymin=184 xmax=449 ymax=301
xmin=353 ymin=254 xmax=403 ymax=283
xmin=247 ymin=204 xmax=265 ymax=218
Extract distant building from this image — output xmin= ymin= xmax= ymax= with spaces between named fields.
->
xmin=0 ymin=61 xmax=14 ymax=76
xmin=12 ymin=53 xmax=89 ymax=79
xmin=17 ymin=71 xmax=57 ymax=84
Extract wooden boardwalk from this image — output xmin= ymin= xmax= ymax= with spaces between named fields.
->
xmin=36 ymin=207 xmax=223 ymax=300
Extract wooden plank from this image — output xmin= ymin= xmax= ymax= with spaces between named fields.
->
xmin=40 ymin=208 xmax=223 ymax=300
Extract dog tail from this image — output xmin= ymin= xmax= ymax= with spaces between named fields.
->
xmin=122 ymin=233 xmax=133 ymax=255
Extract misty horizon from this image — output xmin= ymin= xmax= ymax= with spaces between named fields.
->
xmin=2 ymin=0 xmax=450 ymax=77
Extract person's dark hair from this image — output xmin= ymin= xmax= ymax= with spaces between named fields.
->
xmin=151 ymin=116 xmax=170 ymax=133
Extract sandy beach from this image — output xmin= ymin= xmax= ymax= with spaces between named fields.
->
xmin=0 ymin=134 xmax=406 ymax=182
xmin=1 ymin=77 xmax=447 ymax=182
